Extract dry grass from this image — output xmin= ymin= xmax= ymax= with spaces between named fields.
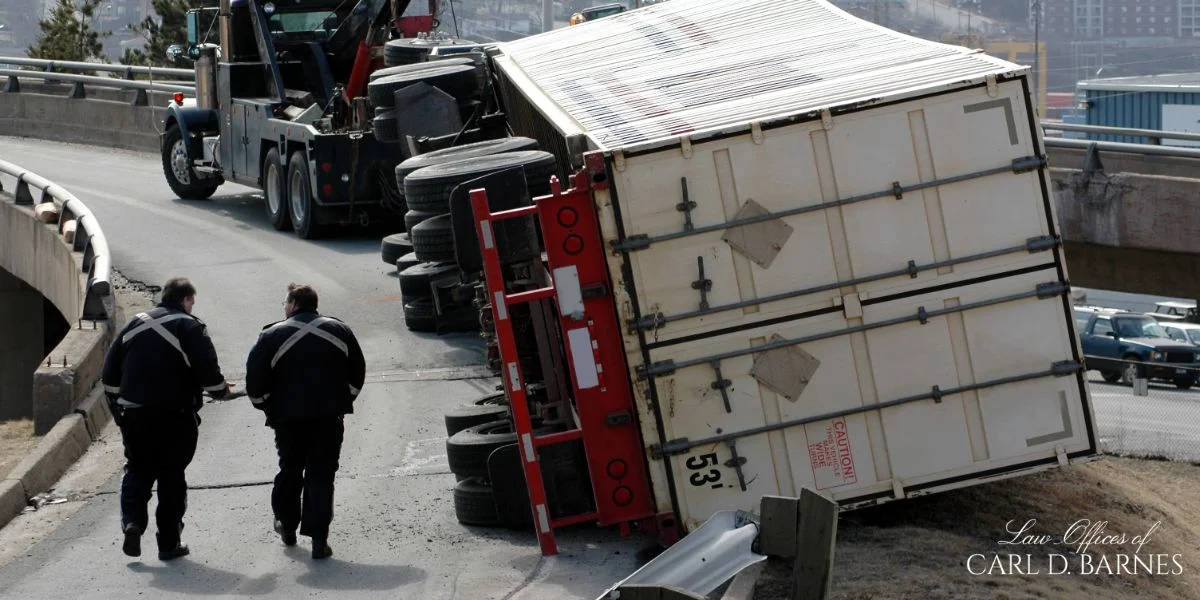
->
xmin=756 ymin=457 xmax=1200 ymax=599
xmin=0 ymin=418 xmax=38 ymax=481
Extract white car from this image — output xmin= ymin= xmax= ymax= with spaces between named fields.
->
xmin=1161 ymin=321 xmax=1200 ymax=347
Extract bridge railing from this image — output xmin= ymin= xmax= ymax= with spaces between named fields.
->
xmin=0 ymin=56 xmax=194 ymax=105
xmin=0 ymin=159 xmax=111 ymax=320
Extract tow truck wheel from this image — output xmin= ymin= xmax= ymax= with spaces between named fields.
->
xmin=287 ymin=150 xmax=326 ymax=239
xmin=161 ymin=124 xmax=219 ymax=201
xmin=263 ymin=147 xmax=291 ymax=231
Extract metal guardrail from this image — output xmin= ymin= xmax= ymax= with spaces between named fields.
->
xmin=0 ymin=56 xmax=195 ymax=105
xmin=1041 ymin=121 xmax=1200 ymax=145
xmin=0 ymin=159 xmax=111 ymax=320
xmin=1043 ymin=136 xmax=1200 ymax=160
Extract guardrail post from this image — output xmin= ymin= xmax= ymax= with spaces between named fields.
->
xmin=44 ymin=62 xmax=60 ymax=85
xmin=131 ymin=88 xmax=148 ymax=106
xmin=68 ymin=81 xmax=86 ymax=99
xmin=124 ymin=66 xmax=135 ymax=80
xmin=2 ymin=75 xmax=18 ymax=93
xmin=14 ymin=176 xmax=34 ymax=206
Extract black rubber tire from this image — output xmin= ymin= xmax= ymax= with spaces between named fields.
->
xmin=367 ymin=64 xmax=479 ymax=108
xmin=287 ymin=150 xmax=325 ymax=239
xmin=161 ymin=124 xmax=219 ymax=200
xmin=446 ymin=420 xmax=518 ymax=478
xmin=405 ymin=208 xmax=440 ymax=231
xmin=1175 ymin=377 xmax=1195 ymax=390
xmin=262 ymin=146 xmax=291 ymax=231
xmin=410 ymin=214 xmax=456 ymax=263
xmin=399 ymin=261 xmax=459 ymax=299
xmin=447 ymin=420 xmax=563 ymax=478
xmin=380 ymin=232 xmax=413 ymax=265
xmin=403 ymin=297 xmax=438 ymax=332
xmin=444 ymin=392 xmax=509 ymax=437
xmin=395 ymin=252 xmax=421 ymax=273
xmin=404 ymin=151 xmax=557 ymax=214
xmin=1101 ymin=371 xmax=1122 ymax=383
xmin=384 ymin=37 xmax=479 ymax=66
xmin=373 ymin=109 xmax=399 ymax=143
xmin=370 ymin=57 xmax=475 ymax=82
xmin=453 ymin=476 xmax=500 ymax=527
xmin=394 ymin=137 xmax=539 ymax=193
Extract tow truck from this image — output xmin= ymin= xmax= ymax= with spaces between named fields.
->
xmin=160 ymin=0 xmax=440 ymax=238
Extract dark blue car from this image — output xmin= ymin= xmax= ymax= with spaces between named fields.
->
xmin=1076 ymin=308 xmax=1200 ymax=389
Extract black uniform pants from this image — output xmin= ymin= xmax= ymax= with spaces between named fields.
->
xmin=119 ymin=408 xmax=199 ymax=547
xmin=272 ymin=418 xmax=344 ymax=541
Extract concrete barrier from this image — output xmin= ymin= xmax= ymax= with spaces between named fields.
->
xmin=0 ymin=89 xmax=165 ymax=153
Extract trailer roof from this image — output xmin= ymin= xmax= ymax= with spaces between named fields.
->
xmin=494 ymin=0 xmax=1025 ymax=151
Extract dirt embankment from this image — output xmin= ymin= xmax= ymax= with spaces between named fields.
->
xmin=755 ymin=457 xmax=1200 ymax=599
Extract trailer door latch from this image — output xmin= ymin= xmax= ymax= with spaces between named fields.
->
xmin=606 ymin=411 xmax=633 ymax=427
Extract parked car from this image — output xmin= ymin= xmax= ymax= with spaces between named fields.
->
xmin=569 ymin=3 xmax=627 ymax=25
xmin=1078 ymin=309 xmax=1200 ymax=388
xmin=1161 ymin=321 xmax=1200 ymax=347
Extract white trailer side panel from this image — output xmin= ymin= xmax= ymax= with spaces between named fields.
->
xmin=591 ymin=78 xmax=1096 ymax=529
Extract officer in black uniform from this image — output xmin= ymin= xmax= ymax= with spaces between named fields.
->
xmin=246 ymin=283 xmax=365 ymax=559
xmin=101 ymin=277 xmax=231 ymax=561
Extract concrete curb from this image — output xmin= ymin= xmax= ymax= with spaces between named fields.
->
xmin=0 ymin=397 xmax=111 ymax=530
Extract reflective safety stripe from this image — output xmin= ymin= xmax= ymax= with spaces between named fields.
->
xmin=203 ymin=382 xmax=227 ymax=393
xmin=271 ymin=317 xmax=349 ymax=368
xmin=349 ymin=384 xmax=361 ymax=396
xmin=123 ymin=312 xmax=193 ymax=367
xmin=116 ymin=397 xmax=143 ymax=408
xmin=103 ymin=384 xmax=121 ymax=394
xmin=249 ymin=395 xmax=268 ymax=405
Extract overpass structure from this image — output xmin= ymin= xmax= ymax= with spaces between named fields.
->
xmin=0 ymin=160 xmax=115 ymax=528
xmin=0 ymin=58 xmax=1198 ymax=301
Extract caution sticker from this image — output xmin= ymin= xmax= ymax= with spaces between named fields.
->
xmin=806 ymin=417 xmax=857 ymax=490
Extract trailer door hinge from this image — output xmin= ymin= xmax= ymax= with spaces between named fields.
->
xmin=750 ymin=122 xmax=764 ymax=144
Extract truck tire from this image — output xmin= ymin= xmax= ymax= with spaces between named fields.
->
xmin=404 ymin=151 xmax=557 ymax=214
xmin=384 ymin=37 xmax=479 ymax=66
xmin=287 ymin=150 xmax=326 ymax=239
xmin=403 ymin=297 xmax=438 ymax=332
xmin=395 ymin=252 xmax=421 ymax=273
xmin=380 ymin=232 xmax=413 ymax=265
xmin=411 ymin=214 xmax=456 ymax=263
xmin=262 ymin=147 xmax=291 ymax=231
xmin=366 ymin=65 xmax=479 ymax=109
xmin=370 ymin=57 xmax=475 ymax=82
xmin=447 ymin=420 xmax=563 ymax=478
xmin=405 ymin=208 xmax=440 ymax=231
xmin=453 ymin=476 xmax=500 ymax=527
xmin=394 ymin=137 xmax=539 ymax=193
xmin=444 ymin=392 xmax=509 ymax=436
xmin=161 ymin=124 xmax=220 ymax=201
xmin=373 ymin=109 xmax=399 ymax=143
xmin=399 ymin=261 xmax=459 ymax=299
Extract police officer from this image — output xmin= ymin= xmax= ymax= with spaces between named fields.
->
xmin=246 ymin=283 xmax=365 ymax=559
xmin=101 ymin=277 xmax=231 ymax=561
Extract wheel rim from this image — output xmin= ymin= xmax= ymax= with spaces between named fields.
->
xmin=1123 ymin=363 xmax=1138 ymax=384
xmin=289 ymin=167 xmax=307 ymax=225
xmin=266 ymin=162 xmax=282 ymax=216
xmin=170 ymin=139 xmax=192 ymax=185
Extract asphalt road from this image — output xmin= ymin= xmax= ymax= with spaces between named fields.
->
xmin=0 ymin=137 xmax=645 ymax=599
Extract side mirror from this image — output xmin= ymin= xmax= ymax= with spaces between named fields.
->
xmin=166 ymin=44 xmax=184 ymax=61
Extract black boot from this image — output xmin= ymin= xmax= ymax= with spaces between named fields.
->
xmin=122 ymin=523 xmax=142 ymax=557
xmin=274 ymin=519 xmax=297 ymax=546
xmin=157 ymin=532 xmax=190 ymax=561
xmin=311 ymin=539 xmax=333 ymax=560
